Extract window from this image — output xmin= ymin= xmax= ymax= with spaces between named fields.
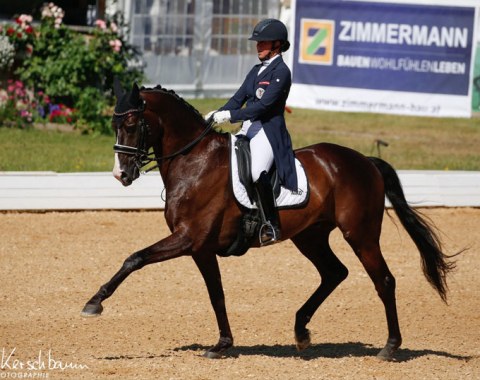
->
xmin=131 ymin=0 xmax=195 ymax=55
xmin=130 ymin=0 xmax=272 ymax=56
xmin=211 ymin=0 xmax=270 ymax=54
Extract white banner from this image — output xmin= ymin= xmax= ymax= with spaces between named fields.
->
xmin=288 ymin=0 xmax=479 ymax=117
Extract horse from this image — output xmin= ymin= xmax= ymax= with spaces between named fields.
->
xmin=81 ymin=83 xmax=456 ymax=361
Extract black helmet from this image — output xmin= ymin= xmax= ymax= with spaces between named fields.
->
xmin=249 ymin=19 xmax=289 ymax=51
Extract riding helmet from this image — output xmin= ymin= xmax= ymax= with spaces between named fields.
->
xmin=249 ymin=19 xmax=290 ymax=52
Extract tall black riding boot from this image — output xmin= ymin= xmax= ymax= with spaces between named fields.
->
xmin=254 ymin=171 xmax=281 ymax=246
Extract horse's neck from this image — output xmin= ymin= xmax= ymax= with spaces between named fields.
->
xmin=161 ymin=117 xmax=206 ymax=154
xmin=148 ymin=93 xmax=203 ymax=143
xmin=155 ymin=130 xmax=227 ymax=186
xmin=143 ymin=89 xmax=226 ymax=179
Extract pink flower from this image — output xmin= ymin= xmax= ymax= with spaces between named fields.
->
xmin=18 ymin=14 xmax=33 ymax=28
xmin=21 ymin=14 xmax=33 ymax=23
xmin=110 ymin=22 xmax=118 ymax=33
xmin=41 ymin=2 xmax=64 ymax=22
xmin=95 ymin=19 xmax=107 ymax=30
xmin=109 ymin=39 xmax=122 ymax=52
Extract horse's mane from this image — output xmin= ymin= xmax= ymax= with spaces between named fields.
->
xmin=140 ymin=85 xmax=207 ymax=126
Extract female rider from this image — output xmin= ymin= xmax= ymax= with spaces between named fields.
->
xmin=206 ymin=18 xmax=297 ymax=246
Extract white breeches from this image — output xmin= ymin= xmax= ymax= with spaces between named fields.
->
xmin=238 ymin=121 xmax=274 ymax=183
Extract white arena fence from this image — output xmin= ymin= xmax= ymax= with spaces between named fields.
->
xmin=0 ymin=171 xmax=479 ymax=211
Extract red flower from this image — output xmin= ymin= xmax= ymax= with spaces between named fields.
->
xmin=7 ymin=27 xmax=15 ymax=36
xmin=25 ymin=26 xmax=34 ymax=34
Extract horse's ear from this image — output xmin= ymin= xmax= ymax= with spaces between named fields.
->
xmin=129 ymin=82 xmax=142 ymax=107
xmin=132 ymin=83 xmax=140 ymax=97
xmin=113 ymin=77 xmax=124 ymax=99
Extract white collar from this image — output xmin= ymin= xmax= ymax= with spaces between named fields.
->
xmin=261 ymin=54 xmax=280 ymax=67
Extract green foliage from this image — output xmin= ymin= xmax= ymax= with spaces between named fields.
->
xmin=1 ymin=3 xmax=144 ymax=134
xmin=19 ymin=22 xmax=88 ymax=104
xmin=75 ymin=87 xmax=111 ymax=135
xmin=87 ymin=14 xmax=145 ymax=93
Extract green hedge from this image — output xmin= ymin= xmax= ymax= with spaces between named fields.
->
xmin=0 ymin=3 xmax=144 ymax=134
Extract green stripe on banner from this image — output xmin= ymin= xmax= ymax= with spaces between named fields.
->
xmin=306 ymin=28 xmax=327 ymax=55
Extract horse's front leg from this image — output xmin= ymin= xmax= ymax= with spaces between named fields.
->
xmin=81 ymin=231 xmax=192 ymax=316
xmin=193 ymin=254 xmax=233 ymax=358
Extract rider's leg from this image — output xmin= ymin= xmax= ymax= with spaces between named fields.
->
xmin=253 ymin=171 xmax=281 ymax=245
xmin=250 ymin=129 xmax=280 ymax=245
xmin=250 ymin=128 xmax=274 ymax=182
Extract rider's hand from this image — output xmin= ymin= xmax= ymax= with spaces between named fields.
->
xmin=213 ymin=110 xmax=231 ymax=124
xmin=204 ymin=110 xmax=216 ymax=120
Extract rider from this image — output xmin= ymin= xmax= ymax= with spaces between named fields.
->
xmin=205 ymin=19 xmax=297 ymax=246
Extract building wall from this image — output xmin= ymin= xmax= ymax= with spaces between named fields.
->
xmin=113 ymin=0 xmax=281 ymax=97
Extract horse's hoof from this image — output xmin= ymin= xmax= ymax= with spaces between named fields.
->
xmin=81 ymin=303 xmax=103 ymax=317
xmin=376 ymin=346 xmax=396 ymax=361
xmin=203 ymin=337 xmax=232 ymax=359
xmin=295 ymin=330 xmax=311 ymax=351
xmin=203 ymin=350 xmax=223 ymax=359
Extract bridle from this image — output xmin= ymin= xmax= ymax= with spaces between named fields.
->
xmin=113 ymin=101 xmax=214 ymax=173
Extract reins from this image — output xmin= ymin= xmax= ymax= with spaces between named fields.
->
xmin=113 ymin=103 xmax=215 ymax=174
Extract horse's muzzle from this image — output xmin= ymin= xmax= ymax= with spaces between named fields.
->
xmin=114 ymin=166 xmax=139 ymax=187
xmin=119 ymin=171 xmax=133 ymax=186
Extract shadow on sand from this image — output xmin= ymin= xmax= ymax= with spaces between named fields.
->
xmin=174 ymin=341 xmax=473 ymax=362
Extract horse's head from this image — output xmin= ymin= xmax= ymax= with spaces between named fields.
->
xmin=112 ymin=82 xmax=148 ymax=186
xmin=112 ymin=81 xmax=213 ymax=186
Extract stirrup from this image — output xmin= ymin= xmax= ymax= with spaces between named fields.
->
xmin=259 ymin=221 xmax=280 ymax=246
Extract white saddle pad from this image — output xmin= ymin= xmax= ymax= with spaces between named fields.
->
xmin=230 ymin=134 xmax=309 ymax=209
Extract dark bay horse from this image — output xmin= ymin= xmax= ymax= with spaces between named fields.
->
xmin=82 ymin=83 xmax=455 ymax=361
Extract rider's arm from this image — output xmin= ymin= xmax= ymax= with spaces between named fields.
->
xmin=229 ymin=65 xmax=291 ymax=123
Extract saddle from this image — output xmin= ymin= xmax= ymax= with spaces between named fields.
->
xmin=228 ymin=134 xmax=308 ymax=211
xmin=220 ymin=135 xmax=306 ymax=257
xmin=234 ymin=135 xmax=281 ymax=203
xmin=220 ymin=136 xmax=262 ymax=257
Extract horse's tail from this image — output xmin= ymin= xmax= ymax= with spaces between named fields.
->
xmin=368 ymin=156 xmax=456 ymax=303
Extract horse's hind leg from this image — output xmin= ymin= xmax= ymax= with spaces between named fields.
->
xmin=291 ymin=224 xmax=349 ymax=351
xmin=344 ymin=233 xmax=402 ymax=361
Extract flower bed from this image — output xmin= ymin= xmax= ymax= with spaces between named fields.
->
xmin=0 ymin=2 xmax=144 ymax=134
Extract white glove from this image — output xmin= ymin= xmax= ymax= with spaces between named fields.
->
xmin=213 ymin=110 xmax=231 ymax=124
xmin=204 ymin=110 xmax=216 ymax=120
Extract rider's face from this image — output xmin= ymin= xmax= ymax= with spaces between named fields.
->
xmin=256 ymin=40 xmax=280 ymax=61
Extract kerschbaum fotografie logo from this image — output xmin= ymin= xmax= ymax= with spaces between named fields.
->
xmin=1 ymin=347 xmax=89 ymax=378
